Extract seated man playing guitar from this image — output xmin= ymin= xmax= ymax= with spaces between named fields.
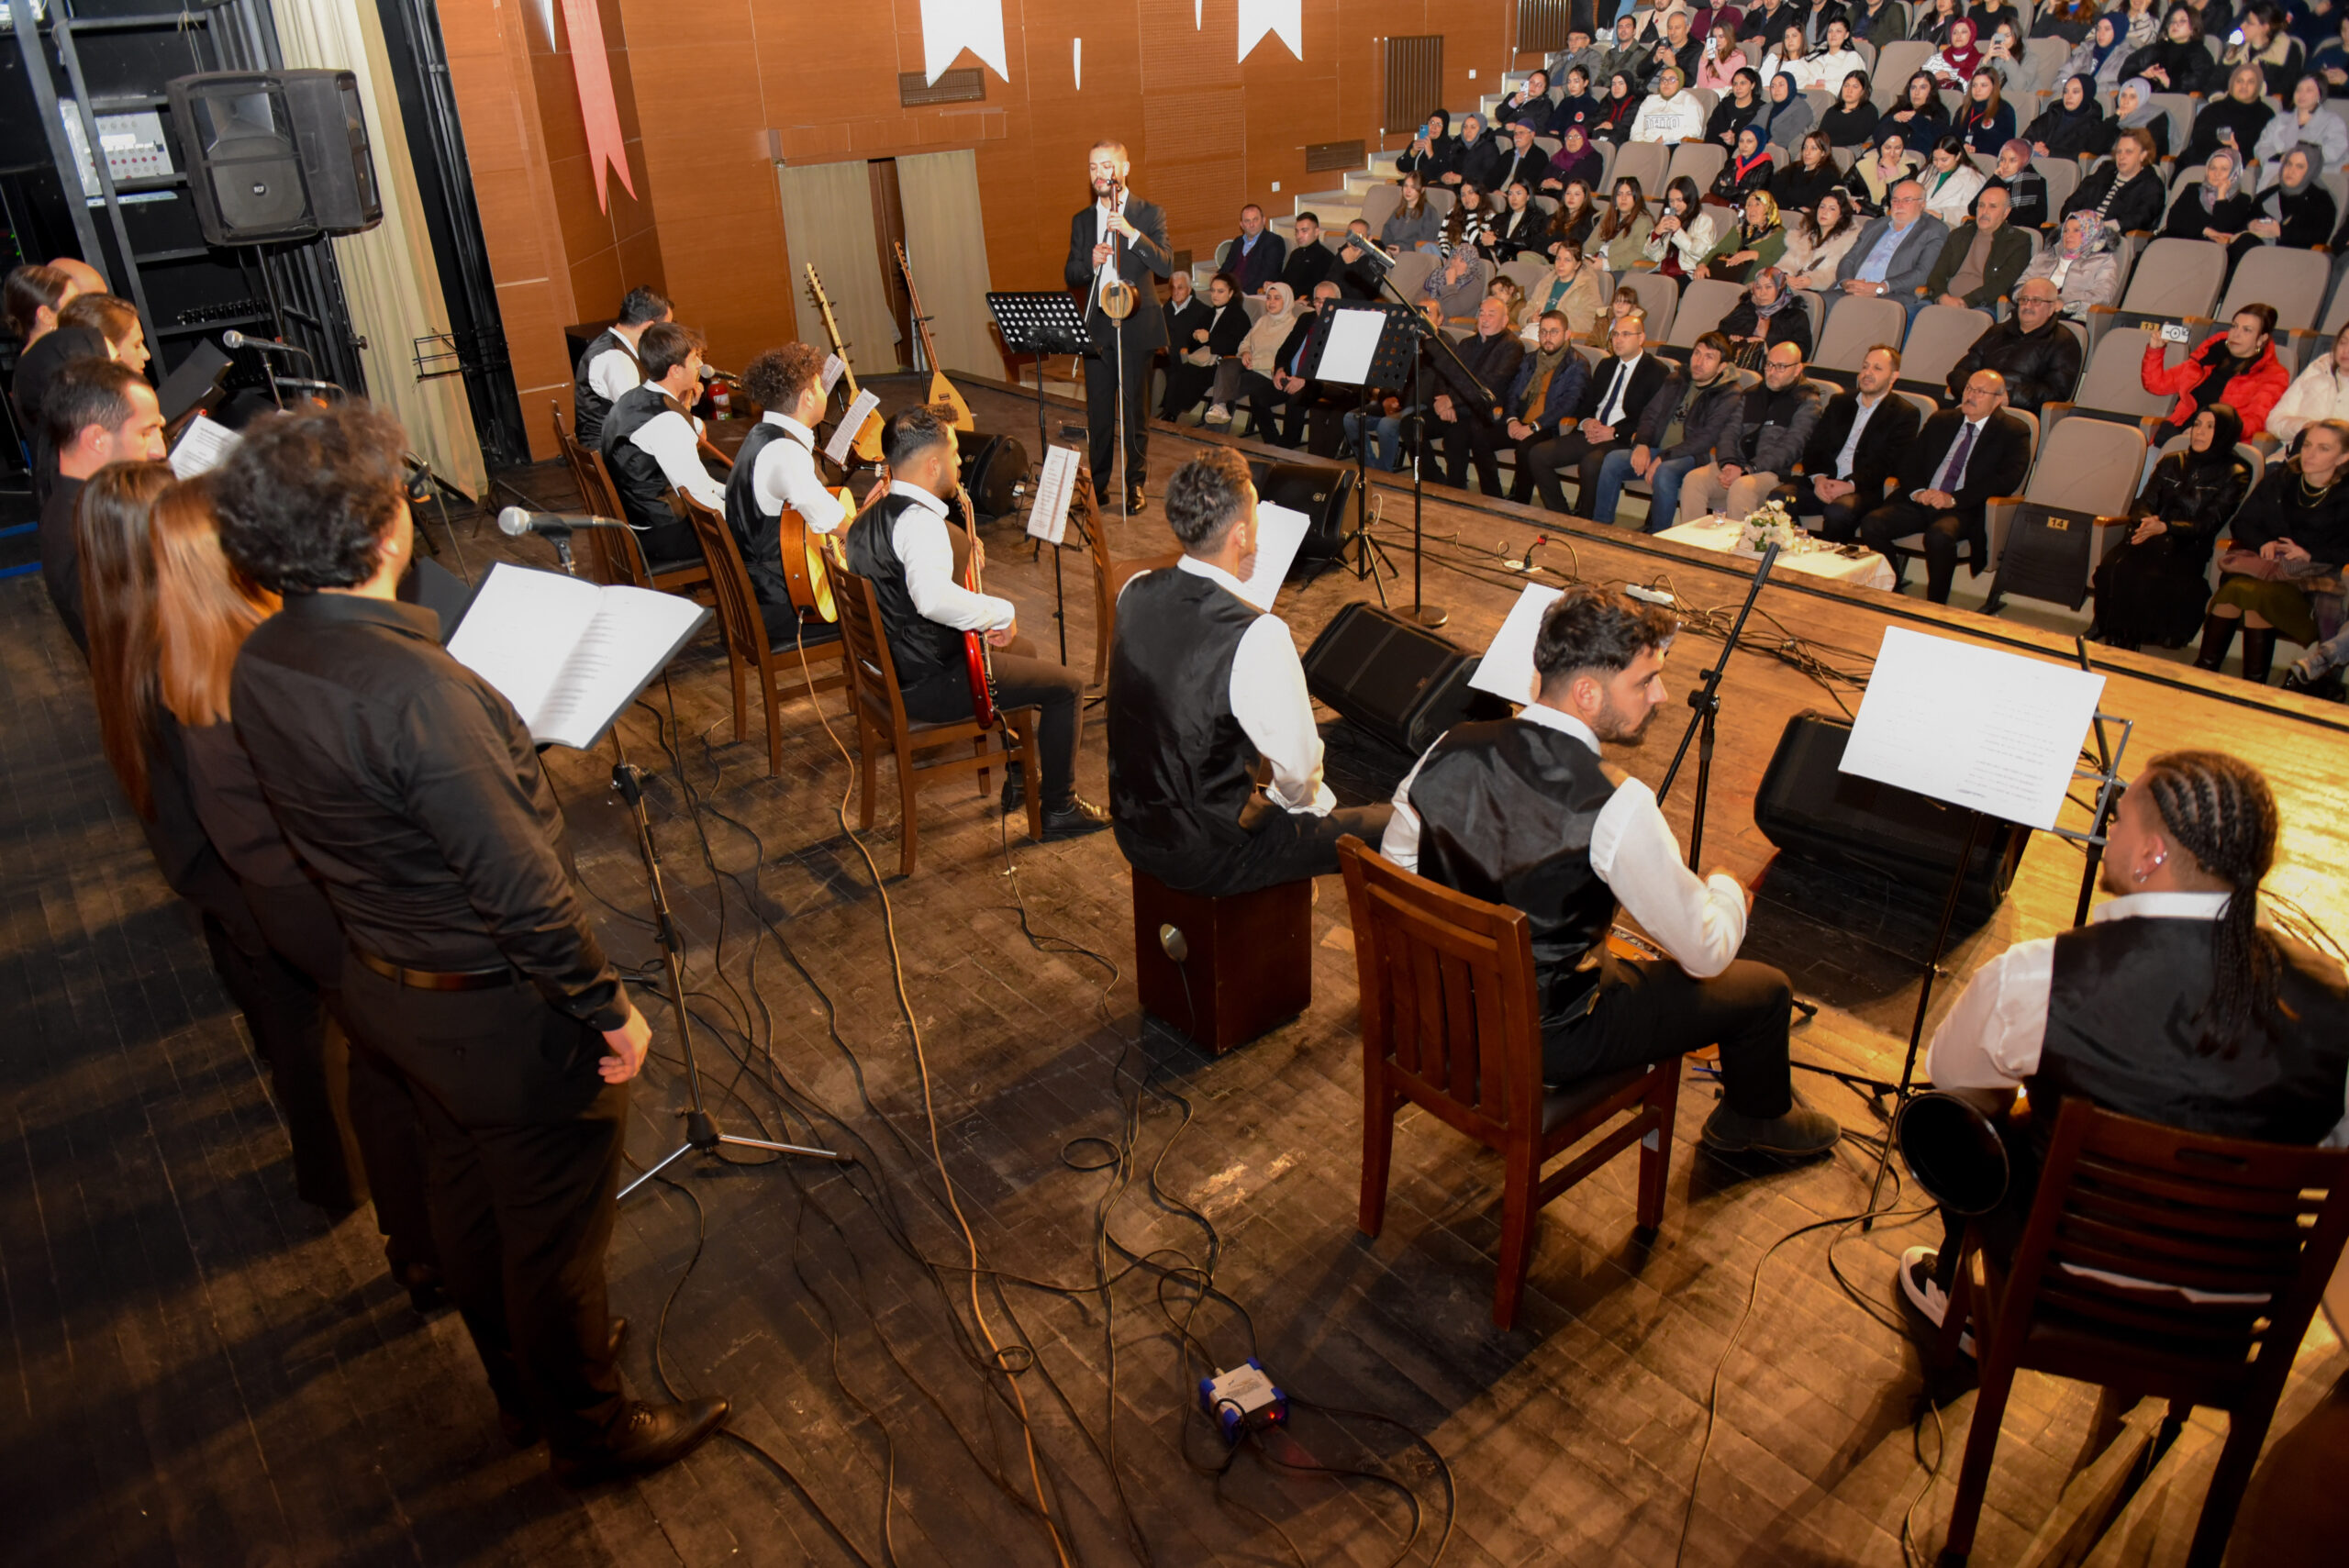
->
xmin=843 ymin=404 xmax=1109 ymax=839
xmin=728 ymin=343 xmax=846 ymax=640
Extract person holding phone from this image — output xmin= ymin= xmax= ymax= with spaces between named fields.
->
xmin=2141 ymin=305 xmax=2290 ymax=444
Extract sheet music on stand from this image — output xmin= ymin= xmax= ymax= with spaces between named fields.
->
xmin=1467 ymin=583 xmax=1565 ymax=705
xmin=1306 ymin=301 xmax=1419 ymax=391
xmin=985 ymin=291 xmax=1093 ymax=356
xmin=819 ymin=353 xmax=845 ymax=395
xmin=1025 ymin=444 xmax=1083 ymax=545
xmin=169 ymin=413 xmax=241 ymax=479
xmin=823 ymin=388 xmax=880 ymax=468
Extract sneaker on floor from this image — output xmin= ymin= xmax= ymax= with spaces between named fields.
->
xmin=1698 ymin=1095 xmax=1842 ymax=1158
xmin=1204 ymin=403 xmax=1231 ymax=425
xmin=1041 ymin=797 xmax=1112 ymax=840
xmin=1898 ymin=1246 xmax=1974 ymax=1356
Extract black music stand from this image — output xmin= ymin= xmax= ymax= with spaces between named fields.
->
xmin=987 ymin=292 xmax=1094 ymax=662
xmin=1302 ymin=301 xmax=1415 ymax=601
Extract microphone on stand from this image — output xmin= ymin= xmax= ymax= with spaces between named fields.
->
xmin=496 ymin=506 xmax=633 ymax=538
xmin=221 ymin=328 xmax=315 ymax=363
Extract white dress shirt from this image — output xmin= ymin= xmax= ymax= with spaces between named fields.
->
xmin=1094 ymin=194 xmax=1128 ymax=294
xmin=1594 ymin=352 xmax=1644 ymax=428
xmin=750 ymin=412 xmax=848 ymax=535
xmin=886 ymin=480 xmax=1014 ymax=631
xmin=1834 ymin=391 xmax=1885 ymax=480
xmin=1379 ymin=704 xmax=1747 ymax=977
xmin=586 ymin=323 xmax=646 ymax=403
xmin=624 ymin=399 xmax=727 ymax=513
xmin=1119 ymin=556 xmax=1335 ymax=816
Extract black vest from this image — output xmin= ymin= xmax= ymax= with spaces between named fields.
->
xmin=572 ymin=327 xmax=639 ymax=447
xmin=1105 ymin=567 xmax=1264 ymax=884
xmin=844 ymin=492 xmax=965 ymax=688
xmin=2028 ymin=916 xmax=2349 ymax=1151
xmin=599 ymin=384 xmax=684 ymax=535
xmin=1408 ymin=720 xmax=1625 ymax=1031
xmin=724 ymin=417 xmax=795 ymax=606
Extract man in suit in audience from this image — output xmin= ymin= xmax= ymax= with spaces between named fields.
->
xmin=1162 ymin=270 xmax=1208 ymax=361
xmin=1464 ymin=308 xmax=1589 ymax=504
xmin=1265 ymin=281 xmax=1350 ymax=450
xmin=1773 ymin=343 xmax=1921 ymax=540
xmin=1835 ymin=183 xmax=1948 ymax=321
xmin=1941 ymin=277 xmax=2082 ymax=413
xmin=1430 ymin=295 xmax=1530 ymax=494
xmin=1226 ymin=205 xmax=1288 ymax=294
xmin=1278 ymin=214 xmax=1337 ymax=295
xmin=1856 ymin=369 xmax=2034 ymax=603
xmin=1335 ymin=221 xmax=1385 ymax=300
xmin=1525 ymin=311 xmax=1674 ymax=515
xmin=1920 ymin=185 xmax=2030 ymax=314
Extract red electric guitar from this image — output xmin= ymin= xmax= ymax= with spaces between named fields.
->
xmin=958 ymin=494 xmax=996 ymax=728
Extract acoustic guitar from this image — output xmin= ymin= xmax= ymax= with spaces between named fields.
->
xmin=892 ymin=240 xmax=974 ymax=431
xmin=777 ymin=483 xmax=850 ymax=623
xmin=803 ymin=264 xmax=885 ymax=465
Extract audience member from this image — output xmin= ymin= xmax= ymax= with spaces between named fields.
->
xmin=1550 ymin=178 xmax=1601 ymax=252
xmin=1789 ymin=17 xmax=1867 ymax=90
xmin=1383 ymin=172 xmax=1444 ymax=255
xmin=2143 ymin=305 xmax=2289 ymax=445
xmin=1920 ymin=136 xmax=1987 ymax=228
xmin=1495 ymin=122 xmax=1556 ymax=200
xmin=1596 ymin=71 xmax=1649 ymax=143
xmin=1770 ymin=129 xmax=1841 ymax=214
xmin=2110 ymin=77 xmax=2172 ymax=159
xmin=1982 ymin=139 xmax=2049 ymax=230
xmin=2119 ymin=5 xmax=2222 ymax=97
xmin=2058 ymin=17 xmax=2133 ymax=101
xmin=1526 ymin=312 xmax=1673 ymax=513
xmin=1706 ymin=69 xmax=1767 ymax=148
xmin=2091 ymin=404 xmax=2254 ymax=649
xmin=2197 ymin=417 xmax=2349 ymax=682
xmin=2240 ymin=145 xmax=2339 ymax=272
xmin=1528 ymin=241 xmax=1605 ymax=344
xmin=1881 ymin=72 xmax=1954 ymax=147
xmin=1923 ymin=17 xmax=1986 ymax=88
xmin=2032 ymin=0 xmax=2101 ymax=47
xmin=2266 ymin=322 xmax=2349 ymax=446
xmin=2228 ymin=3 xmax=2306 ymax=95
xmin=1453 ymin=113 xmax=1508 ymax=190
xmin=1757 ymin=22 xmax=1811 ymax=95
xmin=1549 ymin=27 xmax=1609 ymax=90
xmin=1698 ymin=188 xmax=1789 ymax=283
xmin=2020 ymin=211 xmax=2125 ymax=319
xmin=1784 ymin=188 xmax=1866 ymax=290
xmin=1819 ymin=71 xmax=1882 ymax=147
xmin=1420 ymin=245 xmax=1491 ymax=324
xmin=1489 ymin=310 xmax=1589 ymax=505
xmin=1341 ymin=301 xmax=1444 ymax=471
xmin=1943 ymin=276 xmax=2080 ymax=414
xmin=1488 ymin=183 xmax=1555 ymax=261
xmin=1835 ymin=181 xmax=1949 ymax=314
xmin=1921 ymin=183 xmax=2031 ymax=312
xmin=1335 ymin=223 xmax=1385 ymax=299
xmin=1718 ymin=265 xmax=1814 ymax=364
xmin=1698 ymin=20 xmax=1750 ymax=92
xmin=1757 ymin=71 xmax=1817 ymax=151
xmin=2186 ymin=63 xmax=2285 ymax=170
xmin=1278 ymin=213 xmax=1336 ymax=295
xmin=39 ymin=357 xmax=164 ymax=652
xmin=1597 ymin=176 xmax=1658 ymax=271
xmin=1957 ymin=71 xmax=2016 ymax=154
xmin=1854 ymin=132 xmax=1923 ymax=214
xmin=1856 ymin=369 xmax=2033 ymax=602
xmin=1587 ymin=332 xmax=1747 ymax=528
xmin=1495 ymin=69 xmax=1557 ymax=135
xmin=1226 ymin=205 xmax=1288 ymax=293
xmin=1631 ymin=67 xmax=1707 ymax=140
xmin=1263 ymin=282 xmax=1347 ymax=450
xmin=1675 ymin=341 xmax=1824 ymax=523
xmin=1645 ymin=176 xmax=1720 ymax=284
xmin=2028 ymin=72 xmax=2119 ymax=161
xmin=1213 ymin=281 xmax=1297 ymax=430
xmin=1710 ymin=126 xmax=1778 ymax=212
xmin=1774 ymin=344 xmax=1920 ymax=538
xmin=1395 ymin=109 xmax=1458 ymax=183
xmin=1429 ymin=295 xmax=1529 ymax=495
xmin=1850 ymin=0 xmax=1909 ymax=46
xmin=1168 ymin=272 xmax=1251 ymax=422
xmin=1550 ymin=127 xmax=1604 ymax=193
xmin=1553 ymin=64 xmax=1604 ymax=133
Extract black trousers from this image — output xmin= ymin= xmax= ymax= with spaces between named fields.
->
xmin=1161 ymin=359 xmax=1216 ymax=420
xmin=1768 ymin=481 xmax=1870 ymax=543
xmin=1085 ymin=340 xmax=1152 ymax=491
xmin=1436 ymin=413 xmax=1513 ymax=495
xmin=902 ymin=639 xmax=1087 ymax=808
xmin=1857 ymin=499 xmax=1982 ymax=603
xmin=242 ymin=877 xmax=437 ymax=1273
xmin=1524 ymin=431 xmax=1623 ymax=515
xmin=201 ymin=911 xmax=358 ymax=1210
xmin=1132 ymin=803 xmax=1397 ymax=899
xmin=341 ymin=962 xmax=627 ymax=1452
xmin=1543 ymin=957 xmax=1795 ymax=1119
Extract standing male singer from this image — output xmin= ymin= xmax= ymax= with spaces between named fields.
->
xmin=1064 ymin=139 xmax=1173 ymax=516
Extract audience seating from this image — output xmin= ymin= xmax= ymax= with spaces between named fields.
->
xmin=1337 ymin=837 xmax=1680 ymax=1332
xmin=1666 ymin=142 xmax=1726 ymax=195
xmin=678 ymin=495 xmax=846 ymax=776
xmin=1360 ymin=183 xmax=1403 ymax=234
xmin=1500 ymin=257 xmax=1553 ymax=302
xmin=1620 ymin=270 xmax=1679 ymax=345
xmin=1897 ymin=306 xmax=1993 ymax=401
xmin=1869 ymin=43 xmax=1934 ymax=109
xmin=2213 ymin=248 xmax=2332 ymax=335
xmin=1389 ymin=250 xmax=1440 ymax=302
xmin=2037 ymin=157 xmax=2080 ymax=215
xmin=1663 ymin=279 xmax=1745 ymax=361
xmin=2039 ymin=328 xmax=2176 ymax=440
xmin=1980 ymin=415 xmax=2145 ymax=613
xmin=1610 ymin=142 xmax=1670 ymax=200
xmin=1929 ymin=1100 xmax=2349 ymax=1568
xmin=1810 ymin=296 xmax=1908 ymax=388
xmin=2086 ymin=238 xmax=2228 ymax=353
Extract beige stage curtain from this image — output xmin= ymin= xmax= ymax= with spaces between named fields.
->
xmin=777 ymin=161 xmax=902 ymax=379
xmin=895 ymin=150 xmax=996 ymax=381
xmin=271 ymin=0 xmax=487 ymax=496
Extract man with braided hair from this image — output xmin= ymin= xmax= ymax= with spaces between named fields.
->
xmin=1899 ymin=750 xmax=2349 ymax=1346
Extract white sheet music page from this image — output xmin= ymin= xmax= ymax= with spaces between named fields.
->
xmin=1841 ymin=627 xmax=2105 ymax=831
xmin=169 ymin=414 xmax=240 ymax=479
xmin=1229 ymin=502 xmax=1310 ymax=611
xmin=820 ymin=353 xmax=845 ymax=395
xmin=1468 ymin=583 xmax=1565 ymax=704
xmin=531 ymin=588 xmax=708 ymax=749
xmin=1025 ymin=444 xmax=1081 ymax=544
xmin=1318 ymin=309 xmax=1387 ymax=386
xmin=446 ymin=562 xmax=604 ymax=731
xmin=824 ymin=389 xmax=879 ymax=467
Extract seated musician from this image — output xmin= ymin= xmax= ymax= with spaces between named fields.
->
xmin=844 ymin=404 xmax=1108 ymax=838
xmin=572 ymin=285 xmax=669 ymax=446
xmin=1379 ymin=584 xmax=1842 ymax=1158
xmin=596 ymin=321 xmax=727 ymax=570
xmin=1106 ymin=449 xmax=1392 ymax=895
xmin=1900 ymin=751 xmax=2349 ymax=1344
xmin=727 ymin=343 xmax=846 ymax=641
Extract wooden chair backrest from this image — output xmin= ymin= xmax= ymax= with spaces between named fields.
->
xmin=679 ymin=495 xmax=771 ymax=674
xmin=551 ymin=400 xmax=632 ymax=586
xmin=1337 ymin=836 xmax=1546 ymax=1149
xmin=584 ymin=449 xmax=652 ymax=589
xmin=2009 ymin=1098 xmax=2349 ymax=1396
xmin=832 ymin=565 xmax=912 ymax=737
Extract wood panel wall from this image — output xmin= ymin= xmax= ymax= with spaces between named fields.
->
xmin=433 ymin=0 xmax=1516 ymax=459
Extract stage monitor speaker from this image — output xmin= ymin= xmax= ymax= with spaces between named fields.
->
xmin=167 ymin=69 xmax=382 ymax=247
xmin=958 ymin=433 xmax=1030 ymax=519
xmin=1247 ymin=459 xmax=1354 ymax=560
xmin=1753 ymin=712 xmax=2032 ymax=915
xmin=1300 ymin=602 xmax=1508 ymax=756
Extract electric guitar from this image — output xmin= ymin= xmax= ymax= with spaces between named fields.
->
xmin=893 ymin=240 xmax=974 ymax=431
xmin=959 ymin=490 xmax=996 ymax=728
xmin=803 ymin=263 xmax=885 ymax=465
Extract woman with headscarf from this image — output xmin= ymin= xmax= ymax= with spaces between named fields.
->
xmin=2185 ymin=64 xmax=2286 ymax=172
xmin=1597 ymin=175 xmax=1657 ymax=271
xmin=1882 ymin=71 xmax=1953 ymax=144
xmin=1395 ymin=108 xmax=1458 ymax=183
xmin=1698 ymin=189 xmax=1788 ymax=282
xmin=2111 ymin=77 xmax=2172 ymax=160
xmin=2026 ymin=73 xmax=2118 ymax=163
xmin=1710 ymin=125 xmax=1778 ymax=210
xmin=1983 ymin=139 xmax=2050 ymax=229
xmin=1820 ymin=71 xmax=1881 ymax=147
xmin=1924 ymin=16 xmax=1984 ymax=87
xmin=2058 ymin=126 xmax=2165 ymax=234
xmin=1595 ymin=71 xmax=1647 ymax=144
xmin=1771 ymin=128 xmax=1842 ymax=212
xmin=2057 ymin=15 xmax=2133 ymax=97
xmin=2090 ymin=403 xmax=2254 ymax=650
xmin=1789 ymin=17 xmax=1866 ymax=91
xmin=2195 ymin=417 xmax=2349 ymax=682
xmin=2163 ymin=148 xmax=2258 ymax=242
xmin=1782 ymin=187 xmax=1866 ymax=289
xmin=2224 ymin=2 xmax=2305 ymax=98
xmin=1550 ymin=125 xmax=1604 ymax=192
xmin=2018 ymin=211 xmax=2125 ymax=318
xmin=2120 ymin=5 xmax=2221 ymax=96
xmin=1216 ymin=280 xmax=1296 ymax=427
xmin=1756 ymin=70 xmax=1817 ymax=151
xmin=1921 ymin=135 xmax=1987 ymax=227
xmin=1854 ymin=130 xmax=1922 ymax=214
xmin=2251 ymin=76 xmax=2349 ymax=188
xmin=1957 ymin=70 xmax=2016 ymax=155
xmin=1715 ymin=264 xmax=1813 ymax=367
xmin=2239 ymin=144 xmax=2339 ymax=273
xmin=1707 ymin=68 xmax=1767 ymax=147
xmin=1697 ymin=20 xmax=1747 ymax=92
xmin=1643 ymin=174 xmax=1721 ymax=284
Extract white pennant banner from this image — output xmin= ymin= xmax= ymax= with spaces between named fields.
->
xmin=920 ymin=0 xmax=1009 ymax=84
xmin=1236 ymin=0 xmax=1301 ymax=62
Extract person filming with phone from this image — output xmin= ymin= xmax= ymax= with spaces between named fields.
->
xmin=2141 ymin=305 xmax=2289 ymax=445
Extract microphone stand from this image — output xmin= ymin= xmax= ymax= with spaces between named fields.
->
xmin=1367 ymin=255 xmax=1496 ymax=631
xmin=1656 ymin=539 xmax=1780 ymax=870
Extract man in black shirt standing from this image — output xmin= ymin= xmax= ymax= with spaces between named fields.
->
xmin=215 ymin=404 xmax=726 ymax=1485
xmin=40 ymin=358 xmax=164 ymax=653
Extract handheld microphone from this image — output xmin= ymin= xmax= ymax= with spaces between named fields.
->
xmin=222 ymin=328 xmax=314 ymax=361
xmin=496 ymin=506 xmax=633 ymax=538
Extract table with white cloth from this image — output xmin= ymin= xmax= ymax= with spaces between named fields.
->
xmin=1653 ymin=516 xmax=1899 ymax=593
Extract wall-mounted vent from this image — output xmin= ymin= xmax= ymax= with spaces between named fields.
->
xmin=1383 ymin=37 xmax=1442 ymax=136
xmin=900 ymin=69 xmax=986 ymax=107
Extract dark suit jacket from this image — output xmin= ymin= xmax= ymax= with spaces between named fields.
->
xmin=1798 ymin=389 xmax=1921 ymax=506
xmin=1065 ymin=197 xmax=1176 ymax=353
xmin=1163 ymin=296 xmax=1211 ymax=358
xmin=1920 ymin=222 xmax=2032 ymax=310
xmin=1897 ymin=407 xmax=2033 ymax=529
xmin=1435 ymin=328 xmax=1527 ymax=421
xmin=1575 ymin=351 xmax=1675 ymax=435
xmin=1226 ymin=230 xmax=1288 ymax=293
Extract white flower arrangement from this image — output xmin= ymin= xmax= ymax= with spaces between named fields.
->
xmin=1735 ymin=498 xmax=1806 ymax=556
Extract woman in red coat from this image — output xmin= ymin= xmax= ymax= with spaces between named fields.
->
xmin=2141 ymin=305 xmax=2290 ymax=442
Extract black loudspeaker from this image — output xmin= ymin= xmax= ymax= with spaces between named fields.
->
xmin=958 ymin=433 xmax=1030 ymax=519
xmin=1753 ymin=712 xmax=2032 ymax=914
xmin=167 ymin=70 xmax=382 ymax=247
xmin=1300 ymin=602 xmax=1508 ymax=756
xmin=1247 ymin=459 xmax=1354 ymax=560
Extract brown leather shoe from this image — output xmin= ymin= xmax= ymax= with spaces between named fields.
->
xmin=550 ymin=1396 xmax=729 ymax=1485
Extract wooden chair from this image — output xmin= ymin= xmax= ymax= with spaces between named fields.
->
xmin=1931 ymin=1099 xmax=2349 ymax=1568
xmin=677 ymin=496 xmax=845 ymax=775
xmin=1336 ymin=837 xmax=1680 ymax=1330
xmin=551 ymin=399 xmax=640 ymax=589
xmin=831 ymin=564 xmax=1044 ymax=876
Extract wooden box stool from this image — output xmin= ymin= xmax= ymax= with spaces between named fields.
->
xmin=1130 ymin=869 xmax=1313 ymax=1054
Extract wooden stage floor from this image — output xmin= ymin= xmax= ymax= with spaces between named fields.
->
xmin=4 ymin=373 xmax=2343 ymax=1567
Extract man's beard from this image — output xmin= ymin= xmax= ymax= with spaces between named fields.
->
xmin=1592 ymin=693 xmax=1657 ymax=745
